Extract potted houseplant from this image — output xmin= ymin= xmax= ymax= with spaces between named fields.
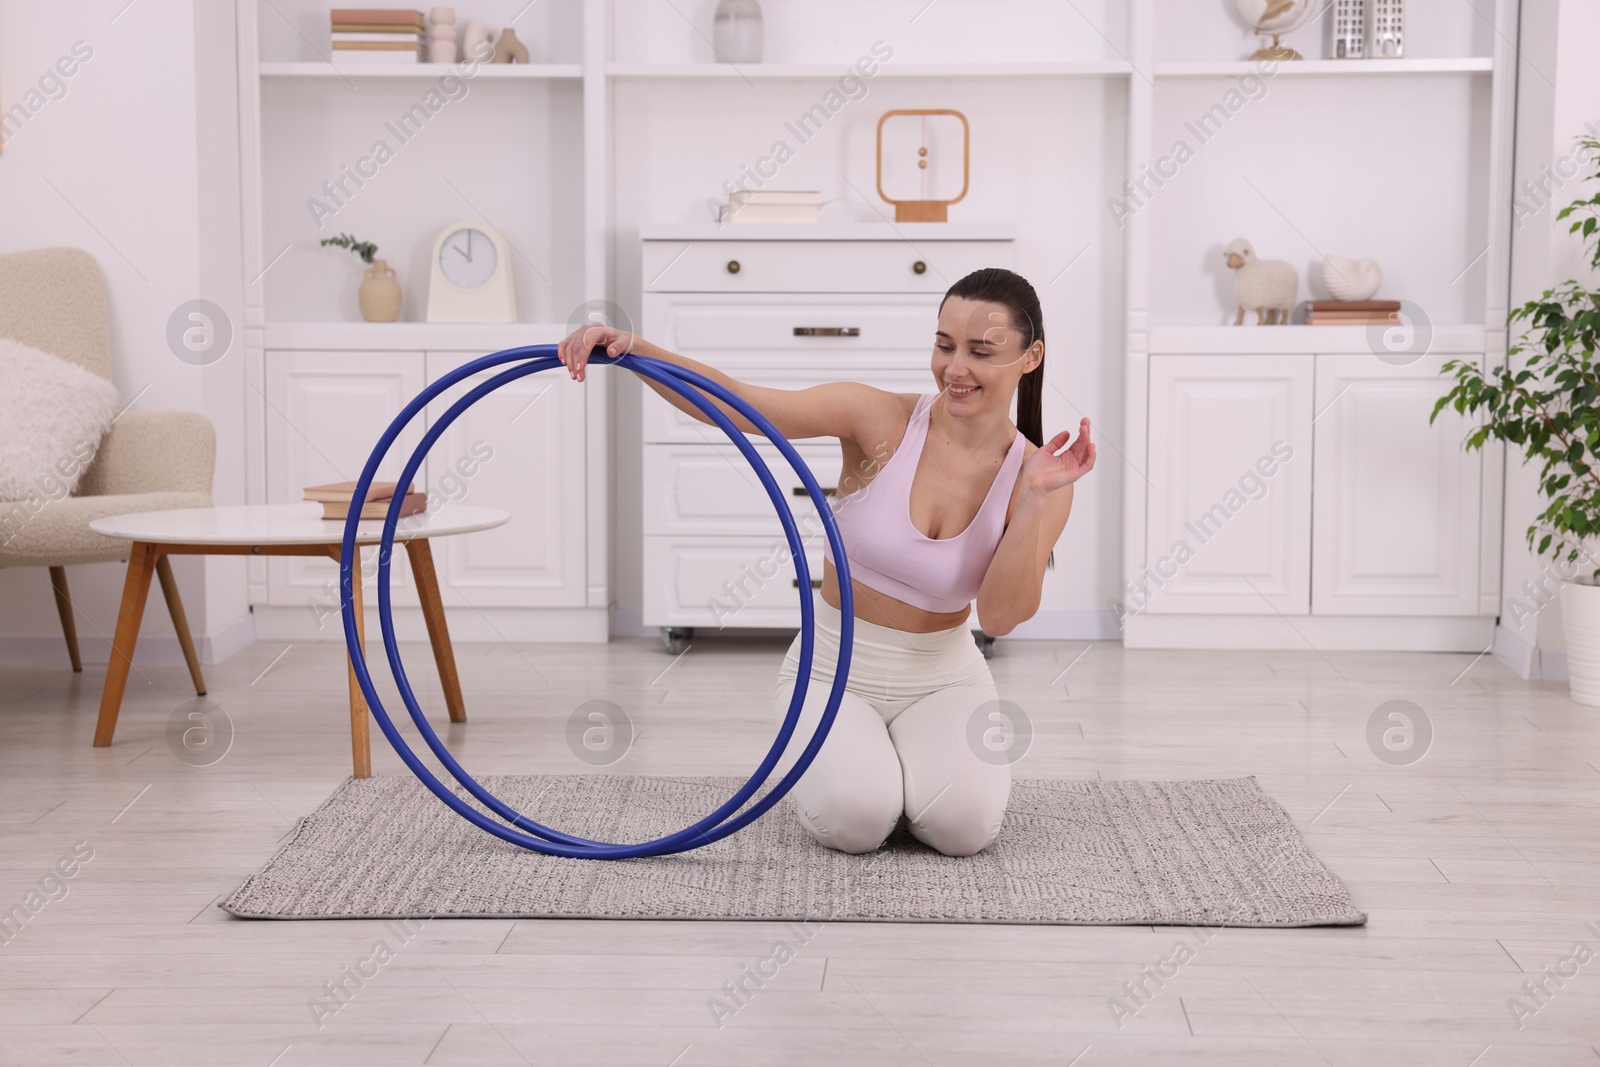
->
xmin=1434 ymin=134 xmax=1600 ymax=703
xmin=320 ymin=233 xmax=400 ymax=322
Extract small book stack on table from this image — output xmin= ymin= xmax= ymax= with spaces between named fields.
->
xmin=330 ymin=9 xmax=425 ymax=63
xmin=721 ymin=190 xmax=822 ymax=223
xmin=1305 ymin=300 xmax=1402 ymax=325
xmin=304 ymin=481 xmax=426 ymax=521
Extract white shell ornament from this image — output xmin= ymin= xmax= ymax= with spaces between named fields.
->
xmin=1322 ymin=256 xmax=1383 ymax=302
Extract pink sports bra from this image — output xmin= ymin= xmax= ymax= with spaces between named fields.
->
xmin=822 ymin=392 xmax=1026 ymax=613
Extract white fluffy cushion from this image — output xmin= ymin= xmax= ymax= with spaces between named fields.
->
xmin=0 ymin=337 xmax=120 ymax=501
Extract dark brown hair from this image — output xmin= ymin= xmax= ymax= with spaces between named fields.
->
xmin=938 ymin=268 xmax=1054 ymax=571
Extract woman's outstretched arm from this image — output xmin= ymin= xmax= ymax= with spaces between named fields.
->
xmin=557 ymin=323 xmax=894 ymax=445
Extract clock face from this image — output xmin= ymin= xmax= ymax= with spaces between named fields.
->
xmin=438 ymin=228 xmax=498 ymax=289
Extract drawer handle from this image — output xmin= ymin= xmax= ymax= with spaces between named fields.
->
xmin=726 ymin=259 xmax=741 ymax=274
xmin=912 ymin=260 xmax=927 ymax=274
xmin=793 ymin=327 xmax=860 ymax=337
xmin=792 ymin=578 xmax=824 ymax=589
xmin=792 ymin=485 xmax=836 ymax=496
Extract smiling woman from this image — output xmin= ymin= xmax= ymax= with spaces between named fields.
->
xmin=557 ymin=267 xmax=1096 ymax=858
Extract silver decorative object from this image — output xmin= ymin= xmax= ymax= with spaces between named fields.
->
xmin=1331 ymin=0 xmax=1365 ymax=58
xmin=712 ymin=0 xmax=763 ymax=64
xmin=1368 ymin=0 xmax=1403 ymax=58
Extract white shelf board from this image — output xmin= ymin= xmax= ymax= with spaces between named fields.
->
xmin=640 ymin=222 xmax=1015 ymax=241
xmin=1146 ymin=324 xmax=1487 ymax=354
xmin=606 ymin=61 xmax=1132 ymax=80
xmin=259 ymin=62 xmax=583 ymax=80
xmin=263 ymin=321 xmax=572 ymax=351
xmin=1154 ymin=58 xmax=1493 ymax=78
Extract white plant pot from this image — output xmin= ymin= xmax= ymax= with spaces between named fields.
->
xmin=1559 ymin=579 xmax=1600 ymax=706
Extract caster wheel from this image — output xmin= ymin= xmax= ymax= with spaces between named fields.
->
xmin=977 ymin=633 xmax=996 ymax=659
xmin=661 ymin=626 xmax=692 ymax=655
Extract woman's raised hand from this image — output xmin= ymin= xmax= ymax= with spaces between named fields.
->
xmin=1023 ymin=417 xmax=1097 ymax=494
xmin=557 ymin=323 xmax=637 ymax=382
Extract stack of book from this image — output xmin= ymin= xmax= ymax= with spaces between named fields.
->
xmin=1305 ymin=300 xmax=1402 ymax=325
xmin=304 ymin=480 xmax=426 ymax=521
xmin=330 ymin=9 xmax=425 ymax=63
xmin=721 ymin=190 xmax=822 ymax=223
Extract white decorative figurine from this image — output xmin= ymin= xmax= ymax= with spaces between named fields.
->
xmin=461 ymin=20 xmax=496 ymax=64
xmin=1368 ymin=0 xmax=1404 ymax=57
xmin=428 ymin=7 xmax=456 ymax=64
xmin=1224 ymin=238 xmax=1298 ymax=325
xmin=1322 ymin=255 xmax=1383 ymax=301
xmin=1331 ymin=0 xmax=1365 ymax=58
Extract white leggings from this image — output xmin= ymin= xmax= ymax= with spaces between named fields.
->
xmin=772 ymin=589 xmax=1012 ymax=857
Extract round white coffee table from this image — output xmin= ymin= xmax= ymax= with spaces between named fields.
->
xmin=89 ymin=503 xmax=509 ymax=777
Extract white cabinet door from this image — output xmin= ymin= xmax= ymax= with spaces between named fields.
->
xmin=644 ymin=534 xmax=827 ymax=629
xmin=263 ymin=350 xmax=426 ymax=608
xmin=642 ymin=440 xmax=843 ymax=538
xmin=1144 ymin=355 xmax=1313 ymax=614
xmin=1311 ymin=354 xmax=1482 ymax=615
xmin=423 ymin=351 xmax=586 ymax=608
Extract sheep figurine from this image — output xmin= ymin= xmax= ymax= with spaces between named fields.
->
xmin=1224 ymin=238 xmax=1297 ymax=325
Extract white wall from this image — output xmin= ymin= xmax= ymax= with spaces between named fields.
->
xmin=1497 ymin=0 xmax=1600 ymax=677
xmin=0 ymin=0 xmax=250 ymax=665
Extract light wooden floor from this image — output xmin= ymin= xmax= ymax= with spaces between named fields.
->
xmin=1 ymin=628 xmax=1597 ymax=1066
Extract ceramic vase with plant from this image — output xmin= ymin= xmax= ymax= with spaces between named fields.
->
xmin=320 ymin=233 xmax=401 ymax=322
xmin=1434 ymin=133 xmax=1600 ymax=703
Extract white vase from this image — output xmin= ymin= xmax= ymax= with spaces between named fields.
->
xmin=1559 ymin=579 xmax=1600 ymax=705
xmin=712 ymin=0 xmax=763 ymax=64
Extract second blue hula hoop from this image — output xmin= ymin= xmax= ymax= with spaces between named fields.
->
xmin=338 ymin=344 xmax=854 ymax=859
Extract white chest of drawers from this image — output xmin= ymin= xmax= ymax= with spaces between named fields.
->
xmin=639 ymin=223 xmax=1015 ymax=650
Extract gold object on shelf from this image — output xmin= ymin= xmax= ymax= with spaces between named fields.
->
xmin=1249 ymin=33 xmax=1303 ymax=61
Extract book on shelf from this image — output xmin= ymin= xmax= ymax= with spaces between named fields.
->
xmin=1304 ymin=299 xmax=1402 ymax=325
xmin=722 ymin=190 xmax=822 ymax=223
xmin=332 ymin=22 xmax=426 ymax=33
xmin=330 ymin=8 xmax=424 ymax=26
xmin=332 ymin=40 xmax=425 ymax=50
xmin=333 ymin=31 xmax=427 ymax=43
xmin=1307 ymin=300 xmax=1401 ymax=311
xmin=303 ymin=480 xmax=426 ymax=521
xmin=1307 ymin=312 xmax=1401 ymax=324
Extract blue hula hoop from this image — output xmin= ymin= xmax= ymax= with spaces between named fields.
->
xmin=339 ymin=344 xmax=855 ymax=858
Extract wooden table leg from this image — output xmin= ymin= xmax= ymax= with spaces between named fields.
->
xmin=406 ymin=538 xmax=467 ymax=724
xmin=94 ymin=542 xmax=159 ymax=748
xmin=155 ymin=556 xmax=207 ymax=697
xmin=330 ymin=546 xmax=372 ymax=779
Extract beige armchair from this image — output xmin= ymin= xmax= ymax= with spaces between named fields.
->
xmin=0 ymin=247 xmax=215 ymax=692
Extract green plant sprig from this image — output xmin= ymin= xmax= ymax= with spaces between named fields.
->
xmin=1433 ymin=135 xmax=1600 ymax=582
xmin=320 ymin=233 xmax=378 ymax=264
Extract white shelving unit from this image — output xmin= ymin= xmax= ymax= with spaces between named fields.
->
xmin=257 ymin=61 xmax=583 ymax=78
xmin=235 ymin=0 xmax=607 ymax=643
xmin=232 ymin=0 xmax=1521 ymax=649
xmin=1154 ymin=58 xmax=1494 ymax=77
xmin=1123 ymin=0 xmax=1517 ymax=650
xmin=605 ymin=62 xmax=1134 ymax=80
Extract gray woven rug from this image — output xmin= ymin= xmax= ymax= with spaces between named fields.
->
xmin=220 ymin=774 xmax=1365 ymax=927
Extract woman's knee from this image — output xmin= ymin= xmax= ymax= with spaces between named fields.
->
xmin=890 ymin=684 xmax=1014 ymax=856
xmin=775 ymin=685 xmax=903 ymax=854
xmin=793 ymin=781 xmax=901 ymax=854
xmin=911 ymin=800 xmax=1006 ymax=857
